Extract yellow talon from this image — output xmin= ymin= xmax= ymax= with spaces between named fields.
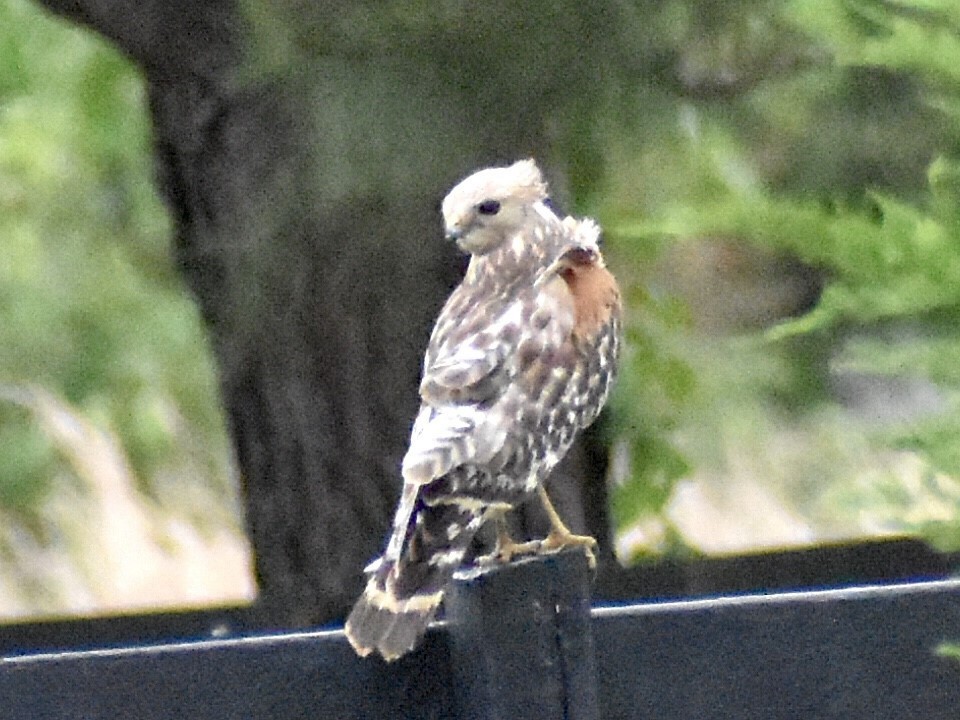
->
xmin=535 ymin=485 xmax=598 ymax=569
xmin=476 ymin=514 xmax=541 ymax=565
xmin=475 ymin=489 xmax=599 ymax=569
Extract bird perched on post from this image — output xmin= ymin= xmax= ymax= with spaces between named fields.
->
xmin=345 ymin=159 xmax=622 ymax=661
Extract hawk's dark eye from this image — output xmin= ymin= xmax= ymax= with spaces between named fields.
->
xmin=477 ymin=200 xmax=501 ymax=216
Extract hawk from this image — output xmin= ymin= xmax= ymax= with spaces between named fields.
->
xmin=345 ymin=159 xmax=622 ymax=661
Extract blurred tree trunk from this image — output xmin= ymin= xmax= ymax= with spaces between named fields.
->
xmin=35 ymin=0 xmax=620 ymax=625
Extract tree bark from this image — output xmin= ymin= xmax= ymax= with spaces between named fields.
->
xmin=36 ymin=0 xmax=621 ymax=625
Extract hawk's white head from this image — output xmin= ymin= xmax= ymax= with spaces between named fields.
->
xmin=441 ymin=159 xmax=549 ymax=254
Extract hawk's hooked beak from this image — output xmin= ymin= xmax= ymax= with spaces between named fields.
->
xmin=444 ymin=209 xmax=470 ymax=242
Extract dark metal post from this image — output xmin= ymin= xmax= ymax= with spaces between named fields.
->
xmin=445 ymin=550 xmax=600 ymax=720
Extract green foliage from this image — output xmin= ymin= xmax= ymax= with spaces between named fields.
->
xmin=0 ymin=0 xmax=232 ymax=519
xmin=7 ymin=0 xmax=960 ymax=565
xmin=0 ymin=403 xmax=58 ymax=512
xmin=787 ymin=0 xmax=960 ymax=87
xmin=608 ymin=296 xmax=694 ymax=535
xmin=593 ymin=0 xmax=960 ymax=556
xmin=937 ymin=642 xmax=960 ymax=662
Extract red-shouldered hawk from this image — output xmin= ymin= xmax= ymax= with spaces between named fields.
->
xmin=345 ymin=159 xmax=622 ymax=661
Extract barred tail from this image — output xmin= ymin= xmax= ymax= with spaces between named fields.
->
xmin=345 ymin=497 xmax=484 ymax=661
xmin=344 ymin=573 xmax=441 ymax=661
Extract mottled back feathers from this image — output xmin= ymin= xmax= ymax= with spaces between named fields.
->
xmin=345 ymin=159 xmax=622 ymax=661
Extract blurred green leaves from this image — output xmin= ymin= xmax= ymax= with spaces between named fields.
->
xmin=6 ymin=0 xmax=960 ymax=566
xmin=0 ymin=0 xmax=231 ymax=516
xmin=593 ymin=0 xmax=960 ymax=556
xmin=787 ymin=0 xmax=960 ymax=86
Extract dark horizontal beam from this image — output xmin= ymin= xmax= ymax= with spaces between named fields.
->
xmin=2 ymin=620 xmax=456 ymax=720
xmin=0 ymin=604 xmax=260 ymax=659
xmin=3 ymin=536 xmax=954 ymax=657
xmin=595 ymin=579 xmax=960 ymax=719
xmin=593 ymin=535 xmax=960 ymax=601
xmin=4 ymin=553 xmax=960 ymax=719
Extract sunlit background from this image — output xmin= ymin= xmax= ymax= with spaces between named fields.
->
xmin=2 ymin=0 xmax=960 ymax=619
xmin=0 ymin=0 xmax=253 ymax=616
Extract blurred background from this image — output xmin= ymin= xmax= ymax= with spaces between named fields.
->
xmin=0 ymin=0 xmax=252 ymax=615
xmin=1 ymin=0 xmax=960 ymax=620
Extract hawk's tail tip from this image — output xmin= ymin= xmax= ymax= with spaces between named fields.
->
xmin=345 ymin=585 xmax=442 ymax=662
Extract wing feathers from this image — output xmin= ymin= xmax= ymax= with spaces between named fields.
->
xmin=347 ymin=163 xmax=620 ymax=662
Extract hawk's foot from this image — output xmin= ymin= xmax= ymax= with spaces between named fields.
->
xmin=538 ymin=529 xmax=598 ymax=569
xmin=536 ymin=485 xmax=598 ymax=569
xmin=475 ymin=519 xmax=543 ymax=566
